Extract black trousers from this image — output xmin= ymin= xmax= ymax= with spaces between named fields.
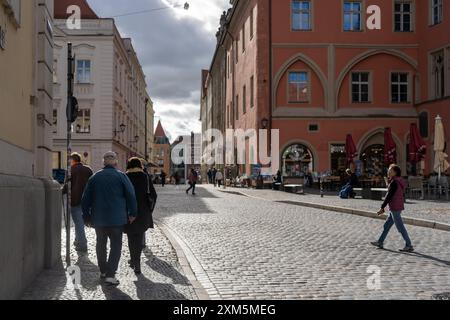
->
xmin=186 ymin=182 xmax=196 ymax=194
xmin=128 ymin=232 xmax=144 ymax=270
xmin=95 ymin=227 xmax=123 ymax=278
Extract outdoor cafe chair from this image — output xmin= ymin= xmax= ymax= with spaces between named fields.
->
xmin=407 ymin=176 xmax=425 ymax=200
xmin=427 ymin=176 xmax=438 ymax=199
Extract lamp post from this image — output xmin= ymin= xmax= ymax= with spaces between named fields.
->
xmin=114 ymin=123 xmax=126 ymax=136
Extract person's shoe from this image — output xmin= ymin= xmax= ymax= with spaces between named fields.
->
xmin=105 ymin=277 xmax=120 ymax=286
xmin=134 ymin=266 xmax=142 ymax=275
xmin=186 ymin=190 xmax=189 ymax=194
xmin=400 ymin=246 xmax=415 ymax=253
xmin=192 ymin=193 xmax=196 ymax=196
xmin=100 ymin=273 xmax=107 ymax=280
xmin=370 ymin=241 xmax=384 ymax=249
xmin=128 ymin=259 xmax=135 ymax=269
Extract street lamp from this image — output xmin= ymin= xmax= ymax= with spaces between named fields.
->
xmin=114 ymin=123 xmax=126 ymax=136
xmin=261 ymin=118 xmax=269 ymax=129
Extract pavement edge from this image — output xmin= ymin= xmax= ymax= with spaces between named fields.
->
xmin=156 ymin=220 xmax=217 ymax=300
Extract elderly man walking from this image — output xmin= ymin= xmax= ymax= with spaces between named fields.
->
xmin=82 ymin=152 xmax=138 ymax=286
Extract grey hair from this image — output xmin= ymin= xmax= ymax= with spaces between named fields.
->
xmin=103 ymin=158 xmax=118 ymax=167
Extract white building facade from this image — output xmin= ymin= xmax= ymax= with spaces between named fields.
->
xmin=52 ymin=17 xmax=154 ymax=172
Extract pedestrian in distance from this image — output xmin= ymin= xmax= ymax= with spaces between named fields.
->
xmin=81 ymin=152 xmax=138 ymax=286
xmin=65 ymin=152 xmax=93 ymax=253
xmin=125 ymin=158 xmax=158 ymax=275
xmin=186 ymin=169 xmax=198 ymax=195
xmin=207 ymin=168 xmax=213 ymax=184
xmin=212 ymin=168 xmax=218 ymax=187
xmin=371 ymin=164 xmax=414 ymax=253
xmin=161 ymin=171 xmax=167 ymax=187
xmin=215 ymin=170 xmax=224 ymax=188
xmin=272 ymin=170 xmax=282 ymax=190
xmin=339 ymin=168 xmax=359 ymax=199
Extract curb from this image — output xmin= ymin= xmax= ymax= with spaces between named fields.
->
xmin=218 ymin=189 xmax=450 ymax=233
xmin=156 ymin=220 xmax=217 ymax=300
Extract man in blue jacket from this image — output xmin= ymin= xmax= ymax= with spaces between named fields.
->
xmin=82 ymin=152 xmax=137 ymax=286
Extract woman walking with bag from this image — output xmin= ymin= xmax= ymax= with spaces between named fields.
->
xmin=125 ymin=158 xmax=158 ymax=275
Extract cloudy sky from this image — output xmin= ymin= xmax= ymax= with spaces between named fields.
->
xmin=87 ymin=0 xmax=230 ymax=142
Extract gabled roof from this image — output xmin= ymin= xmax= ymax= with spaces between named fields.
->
xmin=54 ymin=0 xmax=99 ymax=19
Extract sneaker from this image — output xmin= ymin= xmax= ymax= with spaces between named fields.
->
xmin=370 ymin=241 xmax=384 ymax=249
xmin=400 ymin=246 xmax=415 ymax=253
xmin=128 ymin=260 xmax=135 ymax=269
xmin=100 ymin=273 xmax=107 ymax=280
xmin=105 ymin=277 xmax=120 ymax=286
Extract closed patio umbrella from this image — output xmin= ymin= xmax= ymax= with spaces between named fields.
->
xmin=384 ymin=127 xmax=397 ymax=165
xmin=434 ymin=115 xmax=450 ymax=179
xmin=345 ymin=134 xmax=357 ymax=165
xmin=408 ymin=123 xmax=427 ymax=164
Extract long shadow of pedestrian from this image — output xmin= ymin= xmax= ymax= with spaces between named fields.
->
xmin=134 ymin=274 xmax=188 ymax=300
xmin=75 ymin=252 xmax=103 ymax=291
xmin=383 ymin=249 xmax=450 ymax=268
xmin=100 ymin=284 xmax=133 ymax=300
xmin=143 ymin=251 xmax=191 ymax=286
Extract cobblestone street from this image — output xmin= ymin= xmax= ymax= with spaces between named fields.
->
xmin=21 ymin=185 xmax=450 ymax=300
xmin=155 ymin=185 xmax=450 ymax=300
xmin=21 ymin=225 xmax=197 ymax=300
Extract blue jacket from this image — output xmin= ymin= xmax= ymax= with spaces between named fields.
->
xmin=81 ymin=166 xmax=138 ymax=227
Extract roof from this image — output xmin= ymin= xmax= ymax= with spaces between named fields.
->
xmin=54 ymin=0 xmax=99 ymax=19
xmin=155 ymin=121 xmax=168 ymax=138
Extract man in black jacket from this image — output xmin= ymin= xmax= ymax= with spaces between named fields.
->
xmin=70 ymin=153 xmax=93 ymax=252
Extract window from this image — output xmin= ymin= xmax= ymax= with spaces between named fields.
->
xmin=351 ymin=72 xmax=370 ymax=103
xmin=227 ymin=55 xmax=230 ymax=79
xmin=235 ymin=41 xmax=239 ymax=64
xmin=391 ymin=72 xmax=409 ymax=103
xmin=431 ymin=0 xmax=443 ymax=25
xmin=77 ymin=60 xmax=91 ymax=83
xmin=250 ymin=8 xmax=254 ymax=39
xmin=292 ymin=1 xmax=312 ymax=31
xmin=242 ymin=28 xmax=245 ymax=52
xmin=250 ymin=76 xmax=255 ymax=108
xmin=431 ymin=51 xmax=445 ymax=99
xmin=343 ymin=2 xmax=362 ymax=31
xmin=288 ymin=71 xmax=309 ymax=103
xmin=330 ymin=144 xmax=347 ymax=176
xmin=308 ymin=124 xmax=319 ymax=132
xmin=243 ymin=85 xmax=247 ymax=114
xmin=394 ymin=1 xmax=413 ymax=32
xmin=53 ymin=60 xmax=58 ymax=83
xmin=52 ymin=109 xmax=57 ymax=134
xmin=4 ymin=0 xmax=21 ymax=27
xmin=74 ymin=109 xmax=91 ymax=134
xmin=419 ymin=112 xmax=429 ymax=138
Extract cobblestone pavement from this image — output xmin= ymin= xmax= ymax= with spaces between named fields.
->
xmin=21 ymin=225 xmax=197 ymax=300
xmin=156 ymin=185 xmax=450 ymax=300
xmin=221 ymin=186 xmax=450 ymax=224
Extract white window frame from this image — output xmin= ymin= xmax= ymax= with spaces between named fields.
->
xmin=390 ymin=71 xmax=411 ymax=103
xmin=74 ymin=109 xmax=91 ymax=134
xmin=351 ymin=71 xmax=371 ymax=103
xmin=291 ymin=0 xmax=312 ymax=31
xmin=394 ymin=0 xmax=414 ymax=32
xmin=288 ymin=71 xmax=310 ymax=103
xmin=430 ymin=0 xmax=443 ymax=25
xmin=343 ymin=1 xmax=363 ymax=32
xmin=77 ymin=59 xmax=92 ymax=84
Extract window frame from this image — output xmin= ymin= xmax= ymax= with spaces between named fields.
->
xmin=76 ymin=59 xmax=92 ymax=84
xmin=287 ymin=70 xmax=311 ymax=104
xmin=250 ymin=7 xmax=254 ymax=40
xmin=430 ymin=0 xmax=443 ymax=26
xmin=243 ymin=85 xmax=247 ymax=114
xmin=350 ymin=71 xmax=372 ymax=103
xmin=393 ymin=0 xmax=415 ymax=32
xmin=74 ymin=109 xmax=91 ymax=134
xmin=291 ymin=0 xmax=313 ymax=31
xmin=343 ymin=1 xmax=364 ymax=32
xmin=390 ymin=71 xmax=411 ymax=104
xmin=250 ymin=75 xmax=255 ymax=108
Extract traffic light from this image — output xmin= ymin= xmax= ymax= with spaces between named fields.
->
xmin=67 ymin=96 xmax=79 ymax=123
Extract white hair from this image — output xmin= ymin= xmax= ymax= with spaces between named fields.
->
xmin=103 ymin=158 xmax=118 ymax=167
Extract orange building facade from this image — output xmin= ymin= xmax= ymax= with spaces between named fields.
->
xmin=214 ymin=0 xmax=449 ymax=178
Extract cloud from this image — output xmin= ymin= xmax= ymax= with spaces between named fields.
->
xmin=87 ymin=0 xmax=230 ymax=142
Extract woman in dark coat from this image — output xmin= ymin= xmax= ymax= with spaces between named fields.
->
xmin=125 ymin=157 xmax=158 ymax=274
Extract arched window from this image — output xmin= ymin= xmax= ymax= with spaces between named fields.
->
xmin=419 ymin=112 xmax=429 ymax=138
xmin=282 ymin=144 xmax=314 ymax=177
